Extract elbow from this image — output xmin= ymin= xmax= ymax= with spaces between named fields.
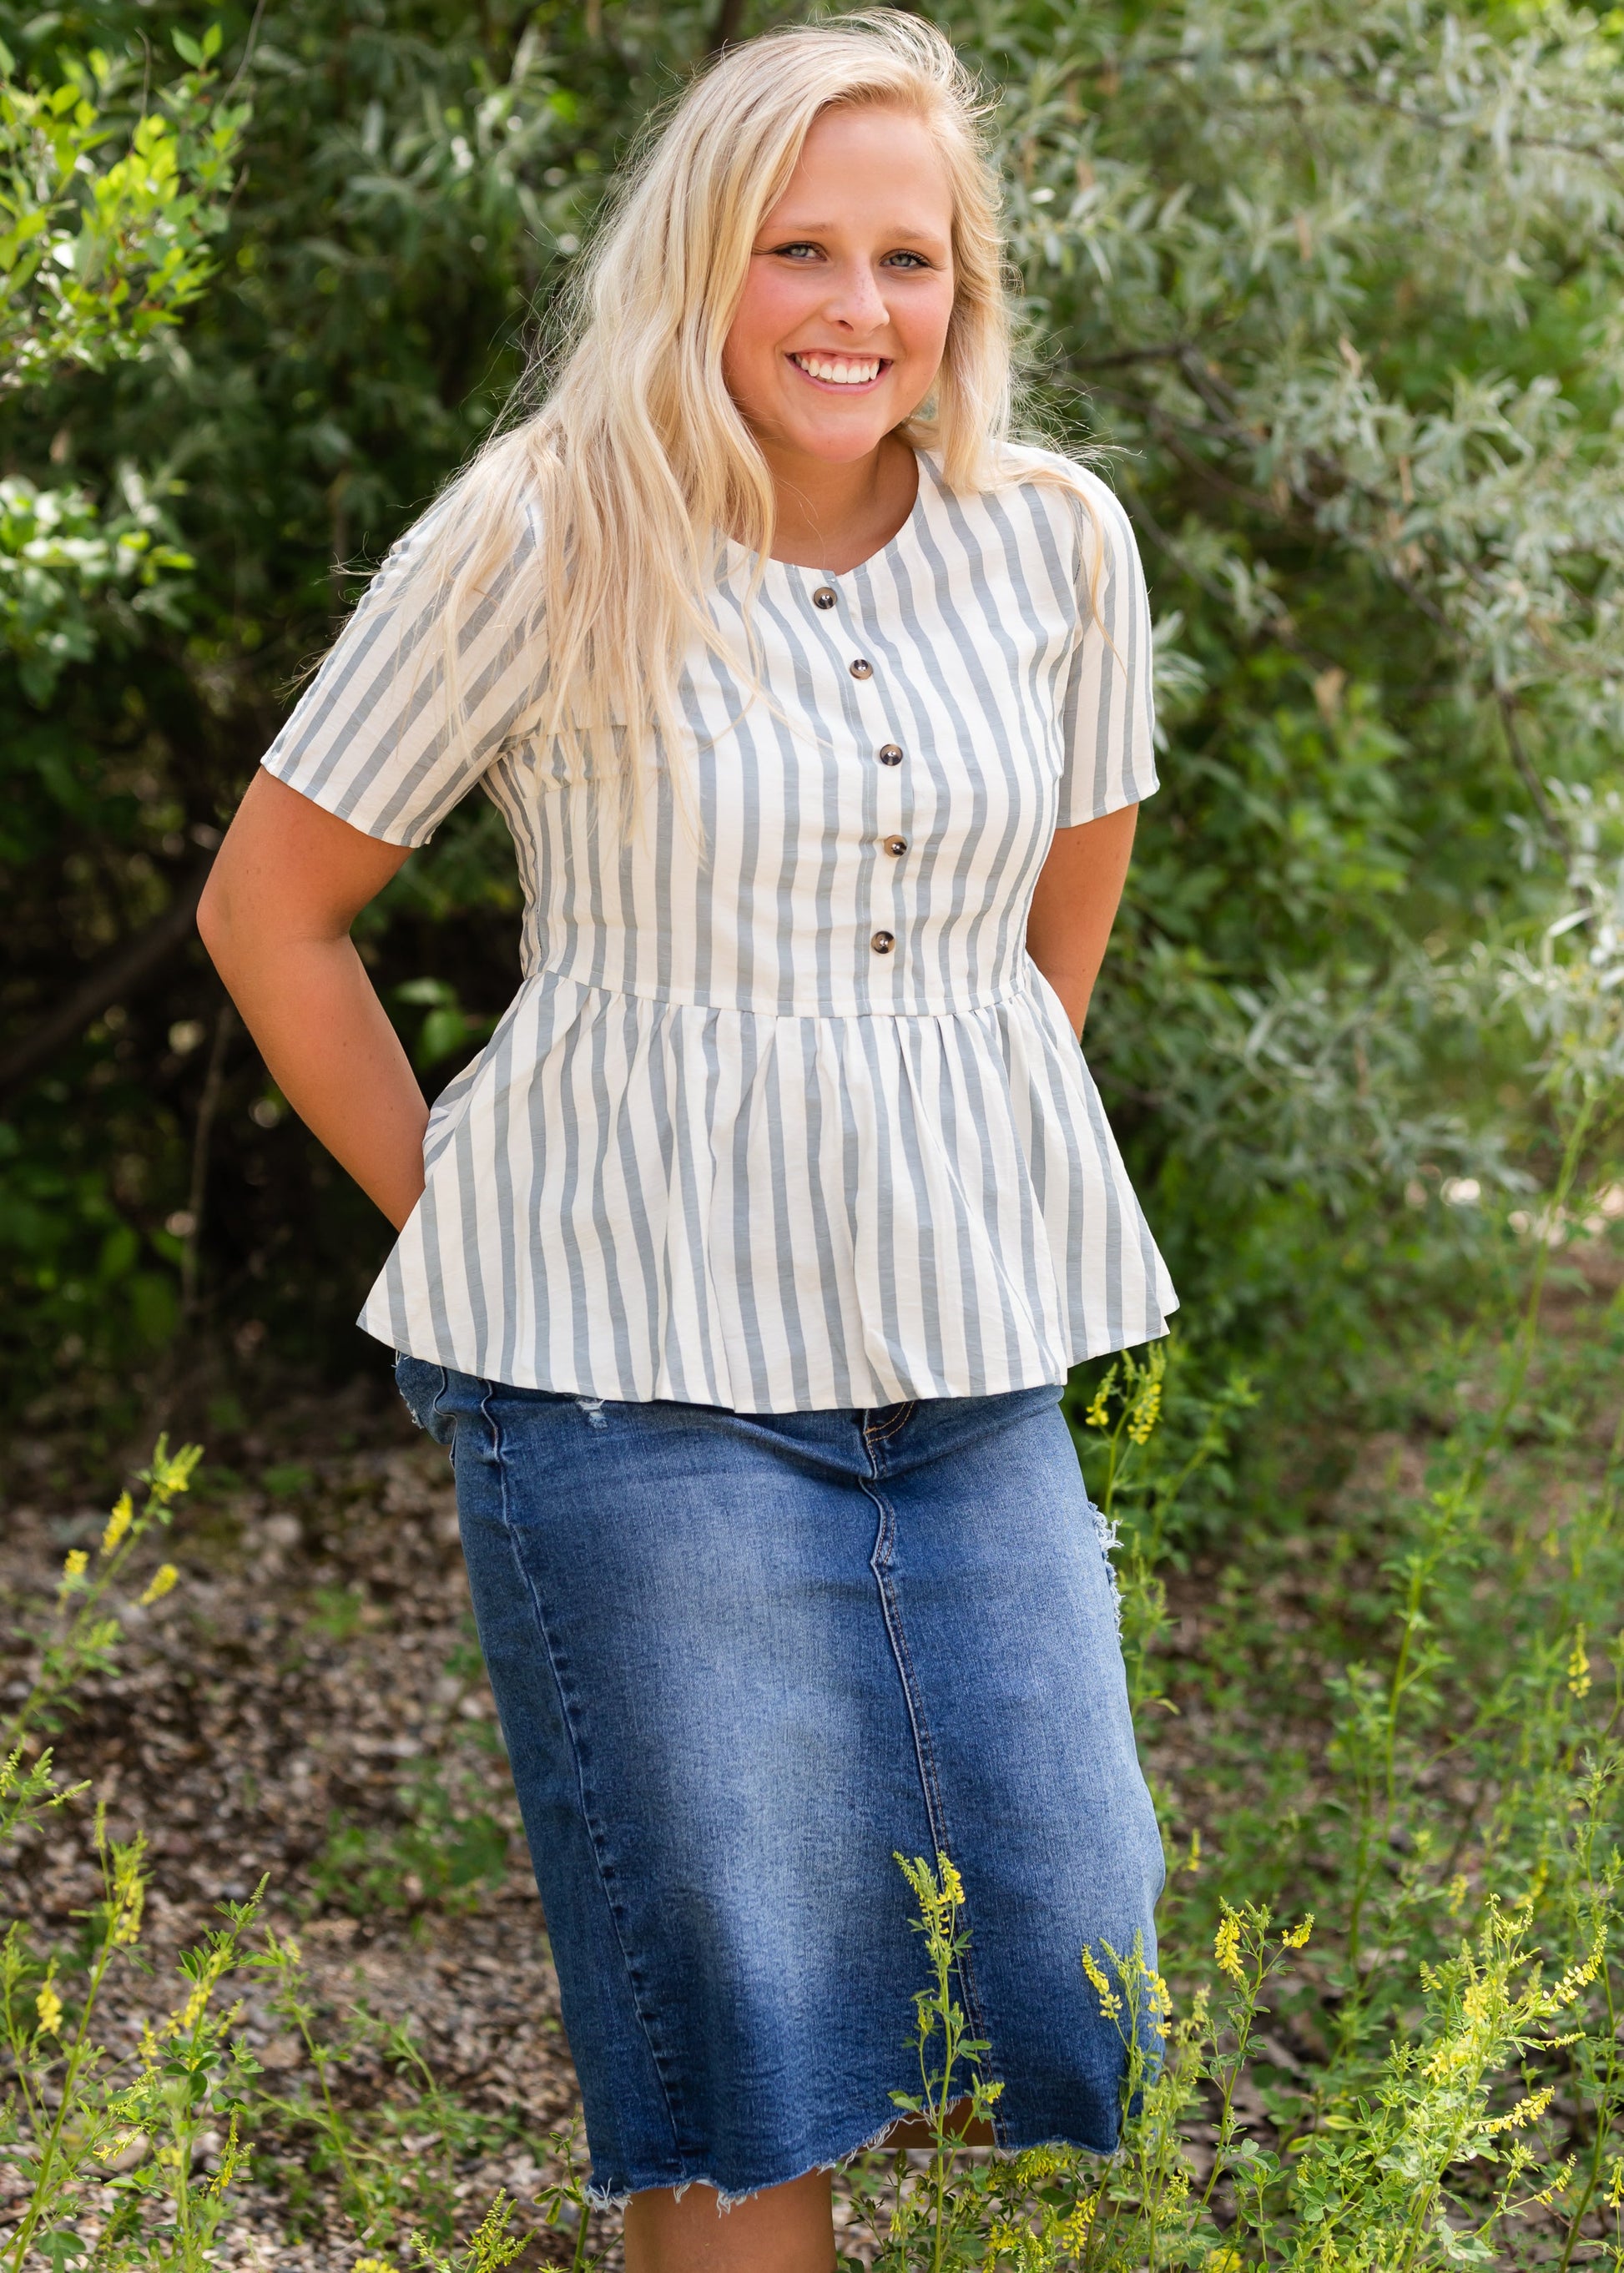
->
xmin=195 ymin=872 xmax=233 ymax=970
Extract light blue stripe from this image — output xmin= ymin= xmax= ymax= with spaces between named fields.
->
xmin=613 ymin=991 xmax=665 ymax=1376
xmin=725 ymin=1011 xmax=772 ymax=1411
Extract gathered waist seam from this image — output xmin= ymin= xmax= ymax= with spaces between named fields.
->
xmin=512 ymin=961 xmax=1047 ymax=1021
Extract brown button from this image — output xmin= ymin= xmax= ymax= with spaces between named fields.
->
xmin=870 ymin=930 xmax=895 ymax=954
xmin=812 ymin=586 xmax=836 ymax=610
xmin=884 ymin=835 xmax=908 ymax=856
xmin=850 ymin=658 xmax=872 ymax=679
xmin=877 ymin=743 xmax=903 ymax=766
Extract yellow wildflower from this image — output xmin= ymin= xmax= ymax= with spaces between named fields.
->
xmin=1012 ymin=2144 xmax=1067 ymax=2183
xmin=1206 ymin=2250 xmax=1246 ymax=2273
xmin=1485 ymin=2087 xmax=1552 ymax=2134
xmin=101 ymin=1491 xmax=134 ymax=1556
xmin=1185 ymin=1828 xmax=1202 ymax=1873
xmin=1214 ymin=1908 xmax=1245 ymax=1984
xmin=112 ymin=1871 xmax=146 ymax=1949
xmin=1447 ymin=1872 xmax=1469 ymax=1914
xmin=168 ymin=1982 xmax=210 ymax=2037
xmin=1567 ymin=1625 xmax=1592 ymax=1701
xmin=1061 ymin=2203 xmax=1097 ymax=2250
xmin=1146 ymin=1967 xmax=1174 ymax=2037
xmin=1082 ymin=1944 xmax=1123 ymax=2022
xmin=145 ymin=1439 xmax=199 ymax=1498
xmin=208 ymin=2111 xmax=244 ymax=2195
xmin=1073 ymin=1945 xmax=1114 ymax=2018
xmin=938 ymin=1855 xmax=965 ymax=1908
xmin=56 ymin=1549 xmax=88 ymax=1605
xmin=1282 ymin=1913 xmax=1314 ymax=1950
xmin=1126 ymin=1377 xmax=1163 ymax=1445
xmin=1083 ymin=1378 xmax=1112 ymax=1429
xmin=140 ymin=1564 xmax=179 ymax=1607
xmin=35 ymin=1980 xmax=63 ymax=2036
xmin=1552 ymin=1945 xmax=1601 ymax=2002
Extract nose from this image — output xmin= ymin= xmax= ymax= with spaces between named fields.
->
xmin=820 ymin=256 xmax=890 ymax=338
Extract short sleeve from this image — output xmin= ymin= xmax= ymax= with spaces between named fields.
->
xmin=260 ymin=494 xmax=544 ymax=848
xmin=1056 ymin=471 xmax=1159 ymax=828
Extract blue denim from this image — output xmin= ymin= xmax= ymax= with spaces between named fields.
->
xmin=395 ymin=1358 xmax=1164 ymax=2203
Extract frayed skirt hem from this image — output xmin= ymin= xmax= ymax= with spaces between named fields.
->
xmin=583 ymin=2113 xmax=1116 ymax=2210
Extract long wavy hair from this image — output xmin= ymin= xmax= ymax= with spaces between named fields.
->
xmin=411 ymin=11 xmax=1097 ymax=819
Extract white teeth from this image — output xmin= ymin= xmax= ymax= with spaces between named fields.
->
xmin=792 ymin=353 xmax=882 ymax=386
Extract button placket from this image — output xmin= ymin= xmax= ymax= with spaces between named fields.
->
xmin=835 ymin=612 xmax=905 ymax=976
xmin=869 ymin=815 xmax=904 ymax=955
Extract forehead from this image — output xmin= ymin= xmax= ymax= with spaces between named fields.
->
xmin=766 ymin=104 xmax=954 ymax=228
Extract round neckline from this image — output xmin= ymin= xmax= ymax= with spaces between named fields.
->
xmin=720 ymin=449 xmax=934 ymax=588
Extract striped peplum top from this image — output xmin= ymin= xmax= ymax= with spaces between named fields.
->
xmin=261 ymin=444 xmax=1178 ymax=1411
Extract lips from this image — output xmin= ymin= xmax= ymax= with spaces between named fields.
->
xmin=788 ymin=351 xmax=890 ymax=388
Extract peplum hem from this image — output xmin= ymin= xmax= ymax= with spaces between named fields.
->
xmin=361 ymin=964 xmax=1175 ymax=1414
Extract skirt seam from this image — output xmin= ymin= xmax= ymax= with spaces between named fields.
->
xmin=478 ymin=1382 xmax=691 ymax=2167
xmin=861 ymin=1456 xmax=1010 ymax=2148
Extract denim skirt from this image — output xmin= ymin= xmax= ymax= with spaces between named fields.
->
xmin=394 ymin=1358 xmax=1163 ymax=2203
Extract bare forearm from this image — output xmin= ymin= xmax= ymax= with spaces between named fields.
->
xmin=208 ymin=932 xmax=428 ymax=1229
xmin=197 ymin=772 xmax=426 ymax=1228
xmin=1026 ymin=956 xmax=1099 ymax=1040
xmin=1026 ymin=804 xmax=1140 ymax=1039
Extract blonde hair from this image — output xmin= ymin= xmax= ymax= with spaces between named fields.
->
xmin=413 ymin=10 xmax=1096 ymax=816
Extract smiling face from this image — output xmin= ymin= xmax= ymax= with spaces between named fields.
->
xmin=722 ymin=103 xmax=958 ymax=472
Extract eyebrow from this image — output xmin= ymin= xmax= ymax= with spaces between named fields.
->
xmin=759 ymin=220 xmax=950 ymax=244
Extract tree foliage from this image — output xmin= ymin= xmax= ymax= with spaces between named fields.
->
xmin=0 ymin=25 xmax=246 ymax=388
xmin=0 ymin=0 xmax=1619 ymax=1417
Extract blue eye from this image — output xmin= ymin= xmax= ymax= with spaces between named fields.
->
xmin=764 ymin=243 xmax=934 ymax=267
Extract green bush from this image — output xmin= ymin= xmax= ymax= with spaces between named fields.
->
xmin=0 ymin=0 xmax=1619 ymax=1411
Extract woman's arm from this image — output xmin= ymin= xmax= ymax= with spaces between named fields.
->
xmin=197 ymin=771 xmax=428 ymax=1229
xmin=1025 ymin=802 xmax=1140 ymax=1038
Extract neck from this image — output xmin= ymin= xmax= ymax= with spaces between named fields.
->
xmin=756 ymin=432 xmax=919 ymax=573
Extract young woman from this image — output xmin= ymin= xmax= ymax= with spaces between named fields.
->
xmin=199 ymin=15 xmax=1175 ymax=2270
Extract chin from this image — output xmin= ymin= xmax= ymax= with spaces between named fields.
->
xmin=784 ymin=418 xmax=900 ymax=464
